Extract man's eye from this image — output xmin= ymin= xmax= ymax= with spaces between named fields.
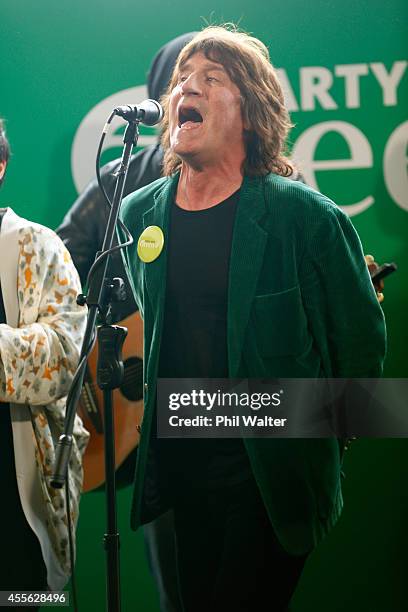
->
xmin=207 ymin=76 xmax=218 ymax=82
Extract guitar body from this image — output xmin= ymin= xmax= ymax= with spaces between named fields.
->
xmin=79 ymin=312 xmax=144 ymax=492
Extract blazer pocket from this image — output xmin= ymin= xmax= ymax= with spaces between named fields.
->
xmin=252 ymin=285 xmax=309 ymax=357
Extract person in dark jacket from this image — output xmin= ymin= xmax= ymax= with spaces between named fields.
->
xmin=119 ymin=26 xmax=386 ymax=611
xmin=57 ymin=33 xmax=197 ymax=612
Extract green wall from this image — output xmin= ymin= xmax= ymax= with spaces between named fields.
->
xmin=1 ymin=1 xmax=407 ymax=610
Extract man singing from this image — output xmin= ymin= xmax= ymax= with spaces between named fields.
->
xmin=120 ymin=26 xmax=386 ymax=611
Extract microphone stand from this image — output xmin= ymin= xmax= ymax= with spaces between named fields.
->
xmin=51 ymin=118 xmax=140 ymax=612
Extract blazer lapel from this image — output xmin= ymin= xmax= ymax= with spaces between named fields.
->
xmin=228 ymin=176 xmax=268 ymax=376
xmin=142 ymin=175 xmax=178 ymax=318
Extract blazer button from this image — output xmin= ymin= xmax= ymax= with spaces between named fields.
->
xmin=144 ymin=383 xmax=148 ymax=392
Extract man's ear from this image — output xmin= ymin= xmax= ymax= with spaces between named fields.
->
xmin=0 ymin=160 xmax=6 ymax=182
xmin=239 ymin=98 xmax=251 ymax=132
xmin=242 ymin=113 xmax=251 ymax=131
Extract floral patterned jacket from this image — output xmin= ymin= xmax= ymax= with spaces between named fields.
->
xmin=0 ymin=208 xmax=89 ymax=589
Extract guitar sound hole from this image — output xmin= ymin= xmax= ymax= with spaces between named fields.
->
xmin=120 ymin=356 xmax=144 ymax=401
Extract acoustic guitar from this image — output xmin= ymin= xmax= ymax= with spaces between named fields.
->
xmin=79 ymin=312 xmax=144 ymax=492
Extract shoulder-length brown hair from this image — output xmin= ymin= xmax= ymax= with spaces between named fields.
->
xmin=161 ymin=25 xmax=295 ymax=177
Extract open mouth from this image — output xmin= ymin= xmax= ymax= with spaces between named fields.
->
xmin=178 ymin=106 xmax=203 ymax=127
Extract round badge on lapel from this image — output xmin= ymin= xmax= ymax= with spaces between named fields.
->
xmin=137 ymin=226 xmax=164 ymax=263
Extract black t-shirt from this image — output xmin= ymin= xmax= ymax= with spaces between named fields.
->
xmin=157 ymin=191 xmax=252 ymax=491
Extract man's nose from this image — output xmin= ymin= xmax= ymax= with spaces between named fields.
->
xmin=180 ymin=73 xmax=202 ymax=95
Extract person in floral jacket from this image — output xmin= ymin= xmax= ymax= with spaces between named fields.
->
xmin=0 ymin=118 xmax=88 ymax=594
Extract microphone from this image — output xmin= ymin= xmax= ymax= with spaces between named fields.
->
xmin=114 ymin=99 xmax=163 ymax=125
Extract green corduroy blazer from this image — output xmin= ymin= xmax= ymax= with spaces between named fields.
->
xmin=120 ymin=172 xmax=386 ymax=555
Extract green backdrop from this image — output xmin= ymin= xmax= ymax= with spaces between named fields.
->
xmin=1 ymin=1 xmax=407 ymax=610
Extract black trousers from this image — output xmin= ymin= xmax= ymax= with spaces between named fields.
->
xmin=0 ymin=412 xmax=47 ymax=611
xmin=0 ymin=290 xmax=47 ymax=610
xmin=143 ymin=510 xmax=183 ymax=612
xmin=173 ymin=477 xmax=307 ymax=612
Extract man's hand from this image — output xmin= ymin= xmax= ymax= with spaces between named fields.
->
xmin=365 ymin=254 xmax=384 ymax=303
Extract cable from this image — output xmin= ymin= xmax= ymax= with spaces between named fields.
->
xmin=62 ymin=337 xmax=95 ymax=612
xmin=86 ymin=110 xmax=133 ymax=286
xmin=84 ymin=109 xmax=134 ymax=289
xmin=65 ymin=475 xmax=79 ymax=612
xmin=64 ymin=331 xmax=96 ymax=412
xmin=95 ymin=111 xmax=116 ymax=212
